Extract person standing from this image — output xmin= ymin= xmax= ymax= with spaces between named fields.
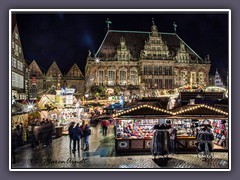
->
xmin=80 ymin=120 xmax=86 ymax=150
xmin=169 ymin=127 xmax=177 ymax=155
xmin=72 ymin=123 xmax=83 ymax=154
xmin=101 ymin=119 xmax=110 ymax=136
xmin=83 ymin=123 xmax=91 ymax=151
xmin=68 ymin=122 xmax=75 ymax=150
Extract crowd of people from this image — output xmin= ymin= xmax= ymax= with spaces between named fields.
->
xmin=68 ymin=120 xmax=92 ymax=154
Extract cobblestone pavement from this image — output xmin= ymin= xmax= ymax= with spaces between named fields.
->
xmin=11 ymin=124 xmax=229 ymax=170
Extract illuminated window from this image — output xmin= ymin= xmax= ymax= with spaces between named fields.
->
xmin=12 ymin=72 xmax=24 ymax=89
xmin=119 ymin=71 xmax=127 ymax=85
xmin=98 ymin=70 xmax=104 ymax=85
xmin=181 ymin=71 xmax=187 ymax=85
xmin=130 ymin=70 xmax=138 ymax=85
xmin=12 ymin=57 xmax=17 ymax=68
xmin=17 ymin=61 xmax=23 ymax=71
xmin=108 ymin=70 xmax=115 ymax=86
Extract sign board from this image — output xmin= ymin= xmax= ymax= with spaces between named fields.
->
xmin=65 ymin=88 xmax=75 ymax=94
xmin=66 ymin=94 xmax=73 ymax=104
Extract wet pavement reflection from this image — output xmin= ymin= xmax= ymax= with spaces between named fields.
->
xmin=11 ymin=124 xmax=229 ymax=169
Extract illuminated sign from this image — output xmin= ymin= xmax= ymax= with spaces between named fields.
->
xmin=66 ymin=94 xmax=73 ymax=104
xmin=65 ymin=88 xmax=75 ymax=94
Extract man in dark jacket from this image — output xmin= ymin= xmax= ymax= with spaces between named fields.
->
xmin=83 ymin=124 xmax=91 ymax=151
xmin=68 ymin=122 xmax=75 ymax=150
xmin=72 ymin=123 xmax=83 ymax=154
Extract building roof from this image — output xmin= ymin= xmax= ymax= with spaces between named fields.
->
xmin=113 ymin=103 xmax=228 ymax=119
xmin=170 ymin=104 xmax=228 ymax=118
xmin=113 ymin=104 xmax=172 ymax=119
xmin=95 ymin=30 xmax=205 ymax=63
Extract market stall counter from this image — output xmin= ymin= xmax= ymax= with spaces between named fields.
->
xmin=115 ymin=119 xmax=198 ymax=154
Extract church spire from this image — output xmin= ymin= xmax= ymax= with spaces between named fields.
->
xmin=173 ymin=21 xmax=177 ymax=33
xmin=151 ymin=18 xmax=159 ymax=37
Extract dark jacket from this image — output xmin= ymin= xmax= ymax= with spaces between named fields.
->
xmin=83 ymin=125 xmax=91 ymax=137
xmin=68 ymin=125 xmax=74 ymax=139
xmin=73 ymin=126 xmax=83 ymax=141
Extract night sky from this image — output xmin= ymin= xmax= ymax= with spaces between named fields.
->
xmin=15 ymin=12 xmax=229 ymax=79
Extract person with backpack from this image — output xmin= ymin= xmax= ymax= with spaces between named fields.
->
xmin=83 ymin=123 xmax=91 ymax=151
xmin=68 ymin=122 xmax=75 ymax=151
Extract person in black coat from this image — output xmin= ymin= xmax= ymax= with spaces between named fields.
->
xmin=68 ymin=122 xmax=75 ymax=150
xmin=72 ymin=123 xmax=83 ymax=154
xmin=169 ymin=127 xmax=177 ymax=154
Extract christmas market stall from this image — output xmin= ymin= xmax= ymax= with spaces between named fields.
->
xmin=113 ymin=103 xmax=229 ymax=154
xmin=113 ymin=104 xmax=172 ymax=154
xmin=170 ymin=104 xmax=229 ymax=151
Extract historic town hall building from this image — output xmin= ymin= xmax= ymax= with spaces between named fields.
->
xmin=85 ymin=20 xmax=211 ymax=98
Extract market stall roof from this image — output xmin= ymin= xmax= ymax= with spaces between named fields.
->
xmin=113 ymin=104 xmax=172 ymax=119
xmin=170 ymin=104 xmax=228 ymax=118
xmin=124 ymin=97 xmax=169 ymax=109
xmin=38 ymin=94 xmax=57 ymax=110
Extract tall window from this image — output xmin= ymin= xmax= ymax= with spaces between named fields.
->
xmin=144 ymin=66 xmax=149 ymax=75
xmin=144 ymin=66 xmax=153 ymax=75
xmin=130 ymin=70 xmax=138 ymax=85
xmin=199 ymin=72 xmax=204 ymax=84
xmin=12 ymin=57 xmax=17 ymax=68
xmin=119 ymin=71 xmax=127 ymax=85
xmin=154 ymin=79 xmax=163 ymax=89
xmin=181 ymin=71 xmax=187 ymax=85
xmin=169 ymin=66 xmax=173 ymax=75
xmin=17 ymin=61 xmax=23 ymax=71
xmin=165 ymin=79 xmax=173 ymax=89
xmin=12 ymin=72 xmax=24 ymax=89
xmin=190 ymin=72 xmax=197 ymax=85
xmin=108 ymin=70 xmax=115 ymax=86
xmin=99 ymin=70 xmax=104 ymax=85
xmin=159 ymin=66 xmax=162 ymax=75
xmin=154 ymin=66 xmax=159 ymax=75
xmin=174 ymin=70 xmax=178 ymax=86
xmin=145 ymin=79 xmax=152 ymax=88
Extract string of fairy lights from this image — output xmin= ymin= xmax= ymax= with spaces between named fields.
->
xmin=112 ymin=104 xmax=228 ymax=118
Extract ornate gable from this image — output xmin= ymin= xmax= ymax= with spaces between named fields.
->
xmin=140 ymin=19 xmax=170 ymax=60
xmin=114 ymin=37 xmax=133 ymax=61
xmin=176 ymin=41 xmax=191 ymax=63
xmin=66 ymin=63 xmax=84 ymax=78
xmin=46 ymin=61 xmax=63 ymax=77
xmin=29 ymin=60 xmax=44 ymax=78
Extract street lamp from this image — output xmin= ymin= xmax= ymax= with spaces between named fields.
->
xmin=85 ymin=93 xmax=89 ymax=99
xmin=95 ymin=58 xmax=100 ymax=63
